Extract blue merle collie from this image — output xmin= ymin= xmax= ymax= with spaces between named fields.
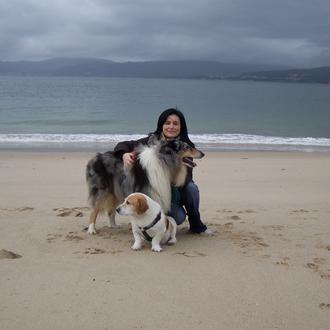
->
xmin=85 ymin=135 xmax=204 ymax=234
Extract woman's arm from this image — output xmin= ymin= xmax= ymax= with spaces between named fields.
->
xmin=113 ymin=136 xmax=149 ymax=166
xmin=113 ymin=140 xmax=138 ymax=159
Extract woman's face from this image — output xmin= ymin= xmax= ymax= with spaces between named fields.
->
xmin=162 ymin=114 xmax=181 ymax=139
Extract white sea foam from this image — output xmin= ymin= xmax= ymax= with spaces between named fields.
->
xmin=0 ymin=134 xmax=145 ymax=143
xmin=191 ymin=134 xmax=330 ymax=146
xmin=0 ymin=133 xmax=330 ymax=148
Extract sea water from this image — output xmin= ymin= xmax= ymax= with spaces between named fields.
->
xmin=0 ymin=76 xmax=329 ymax=151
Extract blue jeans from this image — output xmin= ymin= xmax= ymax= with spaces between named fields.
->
xmin=168 ymin=181 xmax=207 ymax=233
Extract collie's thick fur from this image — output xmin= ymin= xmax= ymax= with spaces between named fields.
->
xmin=116 ymin=193 xmax=177 ymax=252
xmin=86 ymin=135 xmax=204 ymax=234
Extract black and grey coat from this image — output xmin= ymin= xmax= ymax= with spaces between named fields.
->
xmin=113 ymin=135 xmax=194 ymax=183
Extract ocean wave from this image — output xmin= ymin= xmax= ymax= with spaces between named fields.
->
xmin=0 ymin=133 xmax=330 ymax=147
xmin=0 ymin=133 xmax=145 ymax=143
xmin=191 ymin=134 xmax=330 ymax=146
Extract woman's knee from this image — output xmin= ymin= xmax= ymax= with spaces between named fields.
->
xmin=181 ymin=181 xmax=200 ymax=202
xmin=169 ymin=203 xmax=186 ymax=225
xmin=184 ymin=181 xmax=199 ymax=194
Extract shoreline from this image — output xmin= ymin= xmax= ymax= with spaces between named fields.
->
xmin=1 ymin=133 xmax=330 ymax=153
xmin=1 ymin=143 xmax=330 ymax=153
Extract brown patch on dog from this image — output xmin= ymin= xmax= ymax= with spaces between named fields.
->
xmin=165 ymin=217 xmax=176 ymax=238
xmin=127 ymin=194 xmax=149 ymax=215
xmin=167 ymin=219 xmax=174 ymax=233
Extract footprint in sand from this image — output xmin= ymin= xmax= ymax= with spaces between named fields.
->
xmin=223 ymin=222 xmax=234 ymax=230
xmin=310 ymin=258 xmax=330 ymax=280
xmin=306 ymin=262 xmax=319 ymax=271
xmin=239 ymin=233 xmax=269 ymax=249
xmin=0 ymin=207 xmax=34 ymax=212
xmin=75 ymin=248 xmax=123 ymax=255
xmin=108 ymin=249 xmax=124 ymax=255
xmin=65 ymin=233 xmax=84 ymax=241
xmin=296 ymin=243 xmax=306 ymax=248
xmin=217 ymin=209 xmax=256 ymax=214
xmin=274 ymin=257 xmax=290 ymax=268
xmin=83 ymin=247 xmax=107 ymax=254
xmin=218 ymin=209 xmax=233 ymax=213
xmin=213 ymin=222 xmax=233 ymax=231
xmin=237 ymin=210 xmax=256 ymax=214
xmin=320 ymin=271 xmax=330 ymax=280
xmin=46 ymin=233 xmax=62 ymax=242
xmin=306 ymin=257 xmax=327 ymax=272
xmin=53 ymin=207 xmax=89 ymax=217
xmin=313 ymin=257 xmax=326 ymax=264
xmin=316 ymin=244 xmax=330 ymax=251
xmin=17 ymin=207 xmax=34 ymax=211
xmin=269 ymin=225 xmax=285 ymax=231
xmin=291 ymin=209 xmax=310 ymax=213
xmin=260 ymin=254 xmax=272 ymax=259
xmin=319 ymin=303 xmax=330 ymax=310
xmin=0 ymin=249 xmax=22 ymax=260
xmin=174 ymin=251 xmax=207 ymax=258
xmin=262 ymin=225 xmax=286 ymax=239
xmin=47 ymin=232 xmax=86 ymax=242
xmin=229 ymin=215 xmax=241 ymax=221
xmin=291 ymin=209 xmax=319 ymax=214
xmin=212 ymin=225 xmax=269 ymax=250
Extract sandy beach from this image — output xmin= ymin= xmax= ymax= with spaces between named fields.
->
xmin=0 ymin=150 xmax=329 ymax=329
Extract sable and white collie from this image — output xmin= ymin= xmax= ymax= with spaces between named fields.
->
xmin=116 ymin=193 xmax=177 ymax=252
xmin=86 ymin=135 xmax=204 ymax=234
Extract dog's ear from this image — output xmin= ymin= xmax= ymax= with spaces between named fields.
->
xmin=136 ymin=196 xmax=149 ymax=214
xmin=167 ymin=139 xmax=184 ymax=152
xmin=147 ymin=134 xmax=159 ymax=146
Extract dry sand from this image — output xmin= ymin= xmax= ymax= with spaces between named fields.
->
xmin=0 ymin=151 xmax=329 ymax=329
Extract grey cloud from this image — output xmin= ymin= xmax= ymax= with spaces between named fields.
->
xmin=0 ymin=0 xmax=330 ymax=67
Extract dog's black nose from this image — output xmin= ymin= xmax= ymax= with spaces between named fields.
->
xmin=116 ymin=207 xmax=120 ymax=213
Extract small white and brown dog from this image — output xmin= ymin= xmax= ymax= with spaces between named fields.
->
xmin=116 ymin=193 xmax=177 ymax=252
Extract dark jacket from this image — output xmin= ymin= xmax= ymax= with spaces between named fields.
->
xmin=113 ymin=136 xmax=193 ymax=183
xmin=113 ymin=136 xmax=149 ymax=160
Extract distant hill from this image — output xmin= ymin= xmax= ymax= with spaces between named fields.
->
xmin=0 ymin=58 xmax=291 ymax=78
xmin=233 ymin=66 xmax=330 ymax=84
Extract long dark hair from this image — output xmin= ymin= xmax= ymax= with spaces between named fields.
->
xmin=151 ymin=108 xmax=195 ymax=147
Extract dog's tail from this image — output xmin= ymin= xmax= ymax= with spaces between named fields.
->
xmin=86 ymin=155 xmax=99 ymax=205
xmin=86 ymin=153 xmax=114 ymax=206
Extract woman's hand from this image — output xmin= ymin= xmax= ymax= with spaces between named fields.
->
xmin=122 ymin=152 xmax=136 ymax=168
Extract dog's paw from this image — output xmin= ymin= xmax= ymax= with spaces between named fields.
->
xmin=87 ymin=224 xmax=96 ymax=234
xmin=131 ymin=244 xmax=142 ymax=251
xmin=167 ymin=237 xmax=177 ymax=245
xmin=152 ymin=245 xmax=162 ymax=252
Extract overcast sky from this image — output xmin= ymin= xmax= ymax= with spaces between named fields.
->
xmin=1 ymin=0 xmax=330 ymax=67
